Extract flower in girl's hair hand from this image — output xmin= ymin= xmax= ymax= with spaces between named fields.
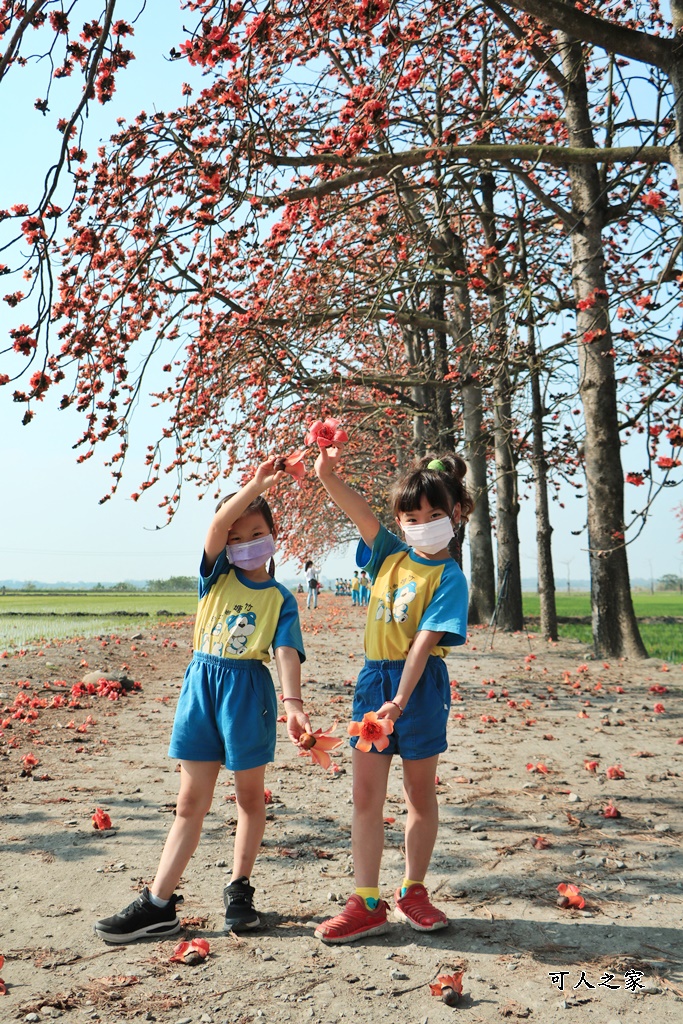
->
xmin=273 ymin=450 xmax=306 ymax=480
xmin=348 ymin=711 xmax=394 ymax=752
xmin=91 ymin=807 xmax=112 ymax=830
xmin=298 ymin=723 xmax=344 ymax=770
xmin=305 ymin=418 xmax=348 ymax=449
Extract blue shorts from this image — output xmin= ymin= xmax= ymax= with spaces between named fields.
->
xmin=350 ymin=656 xmax=450 ymax=760
xmin=168 ymin=652 xmax=277 ymax=772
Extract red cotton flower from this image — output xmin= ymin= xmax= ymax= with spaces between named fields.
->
xmin=557 ymin=882 xmax=585 ymax=909
xmin=348 ymin=711 xmax=394 ymax=752
xmin=605 ymin=765 xmax=625 ymax=780
xmin=298 ymin=723 xmax=344 ymax=770
xmin=273 ymin=450 xmax=306 ymax=480
xmin=603 ymin=803 xmax=621 ymax=818
xmin=0 ymin=953 xmax=5 ymax=996
xmin=429 ymin=971 xmax=464 ymax=1006
xmin=169 ymin=938 xmax=210 ymax=965
xmin=584 ymin=760 xmax=599 ymax=773
xmin=305 ymin=418 xmax=348 ymax=449
xmin=92 ymin=807 xmax=112 ymax=830
xmin=531 ymin=835 xmax=552 ymax=849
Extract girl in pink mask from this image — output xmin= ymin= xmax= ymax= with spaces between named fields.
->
xmin=314 ymin=450 xmax=473 ymax=944
xmin=95 ymin=457 xmax=308 ymax=943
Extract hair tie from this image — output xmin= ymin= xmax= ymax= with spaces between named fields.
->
xmin=427 ymin=459 xmax=445 ymax=471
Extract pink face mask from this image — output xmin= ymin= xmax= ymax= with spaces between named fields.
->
xmin=227 ymin=534 xmax=276 ymax=570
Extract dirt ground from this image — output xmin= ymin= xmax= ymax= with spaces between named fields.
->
xmin=1 ymin=593 xmax=681 ymax=1024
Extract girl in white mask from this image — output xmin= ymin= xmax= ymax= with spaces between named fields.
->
xmin=314 ymin=450 xmax=473 ymax=945
xmin=95 ymin=457 xmax=309 ymax=944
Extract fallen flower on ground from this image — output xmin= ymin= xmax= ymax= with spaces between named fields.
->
xmin=532 ymin=835 xmax=552 ymax=849
xmin=605 ymin=765 xmax=625 ymax=779
xmin=92 ymin=808 xmax=112 ymax=830
xmin=429 ymin=971 xmax=464 ymax=1006
xmin=169 ymin=938 xmax=210 ymax=965
xmin=305 ymin=418 xmax=348 ymax=449
xmin=584 ymin=760 xmax=599 ymax=773
xmin=348 ymin=711 xmax=394 ymax=752
xmin=557 ymin=883 xmax=585 ymax=909
xmin=653 ymin=703 xmax=666 ymax=714
xmin=526 ymin=762 xmax=550 ymax=774
xmin=297 ymin=723 xmax=343 ymax=769
xmin=604 ymin=803 xmax=621 ymax=818
xmin=0 ymin=954 xmax=5 ymax=995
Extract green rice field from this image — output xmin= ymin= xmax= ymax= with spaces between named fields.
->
xmin=0 ymin=592 xmax=194 ymax=650
xmin=522 ymin=592 xmax=683 ymax=662
xmin=0 ymin=590 xmax=681 ymax=661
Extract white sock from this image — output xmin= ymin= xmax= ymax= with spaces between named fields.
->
xmin=148 ymin=891 xmax=169 ymax=908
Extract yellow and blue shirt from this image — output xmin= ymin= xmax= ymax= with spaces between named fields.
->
xmin=357 ymin=525 xmax=468 ymax=661
xmin=193 ymin=550 xmax=305 ymax=664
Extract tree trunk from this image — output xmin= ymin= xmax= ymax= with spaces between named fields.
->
xmin=449 ymin=233 xmax=497 ymax=622
xmin=558 ymin=33 xmax=647 ymax=658
xmin=480 ymin=169 xmax=524 ymax=631
xmin=518 ymin=220 xmax=558 ymax=641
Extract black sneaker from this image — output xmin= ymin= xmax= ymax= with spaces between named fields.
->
xmin=94 ymin=886 xmax=183 ymax=944
xmin=223 ymin=877 xmax=260 ymax=933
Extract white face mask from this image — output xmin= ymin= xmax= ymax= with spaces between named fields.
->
xmin=227 ymin=533 xmax=276 ymax=570
xmin=402 ymin=516 xmax=454 ymax=554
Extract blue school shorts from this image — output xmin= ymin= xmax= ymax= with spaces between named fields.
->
xmin=350 ymin=655 xmax=450 ymax=760
xmin=168 ymin=652 xmax=278 ymax=772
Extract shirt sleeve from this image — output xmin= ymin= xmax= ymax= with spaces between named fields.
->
xmin=417 ymin=563 xmax=469 ymax=647
xmin=356 ymin=524 xmax=408 ymax=582
xmin=198 ymin=547 xmax=231 ymax=599
xmin=272 ymin=587 xmax=306 ymax=663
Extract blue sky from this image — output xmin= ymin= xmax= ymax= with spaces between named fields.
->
xmin=1 ymin=4 xmax=681 ymax=587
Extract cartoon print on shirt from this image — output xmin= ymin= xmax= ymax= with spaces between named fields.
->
xmin=374 ymin=580 xmax=417 ymax=624
xmin=392 ymin=581 xmax=417 ymax=623
xmin=226 ymin=611 xmax=257 ymax=655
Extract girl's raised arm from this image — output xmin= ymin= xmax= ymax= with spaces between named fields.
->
xmin=204 ymin=458 xmax=283 ymax=571
xmin=315 ymin=447 xmax=380 ymax=549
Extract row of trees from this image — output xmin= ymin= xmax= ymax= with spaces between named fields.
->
xmin=1 ymin=1 xmax=682 ymax=657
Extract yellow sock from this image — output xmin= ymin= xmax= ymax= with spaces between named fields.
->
xmin=355 ymin=886 xmax=380 ymax=910
xmin=401 ymin=878 xmax=422 ymax=897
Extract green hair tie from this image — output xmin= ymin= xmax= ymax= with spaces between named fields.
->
xmin=427 ymin=459 xmax=446 ymax=471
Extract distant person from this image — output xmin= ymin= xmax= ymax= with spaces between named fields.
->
xmin=305 ymin=559 xmax=319 ymax=610
xmin=351 ymin=571 xmax=360 ymax=606
xmin=94 ymin=457 xmax=308 ymax=943
xmin=313 ymin=448 xmax=471 ymax=944
xmin=359 ymin=569 xmax=370 ymax=607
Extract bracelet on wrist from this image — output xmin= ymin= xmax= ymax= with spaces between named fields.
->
xmin=281 ymin=696 xmax=303 ymax=704
xmin=387 ymin=699 xmax=403 ymax=717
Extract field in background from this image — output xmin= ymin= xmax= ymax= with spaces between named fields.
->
xmin=0 ymin=592 xmax=194 ymax=650
xmin=1 ymin=590 xmax=681 ymax=662
xmin=522 ymin=592 xmax=683 ymax=662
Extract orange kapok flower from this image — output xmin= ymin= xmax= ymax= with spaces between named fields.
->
xmin=169 ymin=938 xmax=210 ymax=965
xmin=348 ymin=711 xmax=394 ymax=752
xmin=274 ymin=449 xmax=306 ymax=480
xmin=92 ymin=808 xmax=112 ymax=830
xmin=0 ymin=953 xmax=5 ymax=996
xmin=584 ymin=760 xmax=599 ymax=773
xmin=298 ymin=723 xmax=344 ymax=770
xmin=429 ymin=971 xmax=464 ymax=1005
xmin=557 ymin=883 xmax=585 ymax=909
xmin=603 ymin=803 xmax=621 ymax=818
xmin=305 ymin=418 xmax=348 ymax=449
xmin=532 ymin=835 xmax=552 ymax=849
xmin=605 ymin=764 xmax=625 ymax=779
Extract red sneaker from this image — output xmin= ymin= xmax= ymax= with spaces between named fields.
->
xmin=315 ymin=894 xmax=390 ymax=944
xmin=394 ymin=883 xmax=448 ymax=931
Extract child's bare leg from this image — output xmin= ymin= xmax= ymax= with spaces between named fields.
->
xmin=402 ymin=754 xmax=440 ymax=881
xmin=232 ymin=764 xmax=267 ymax=880
xmin=351 ymin=748 xmax=392 ymax=887
xmin=152 ymin=760 xmax=222 ymax=899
